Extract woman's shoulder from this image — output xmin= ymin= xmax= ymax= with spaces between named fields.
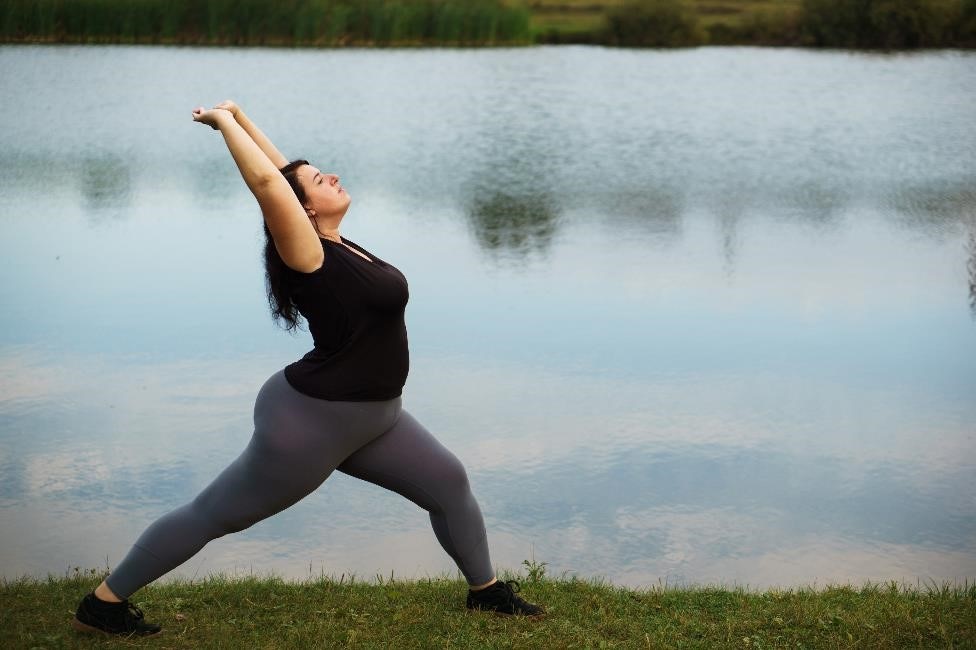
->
xmin=284 ymin=239 xmax=329 ymax=279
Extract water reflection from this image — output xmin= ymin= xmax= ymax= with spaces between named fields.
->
xmin=184 ymin=156 xmax=251 ymax=210
xmin=2 ymin=46 xmax=975 ymax=589
xmin=713 ymin=197 xmax=743 ymax=278
xmin=967 ymin=225 xmax=976 ymax=317
xmin=596 ymin=183 xmax=684 ymax=247
xmin=0 ymin=152 xmax=76 ymax=205
xmin=499 ymin=446 xmax=976 ymax=552
xmin=79 ymin=155 xmax=131 ymax=220
xmin=457 ymin=112 xmax=566 ymax=258
xmin=888 ymin=180 xmax=976 ymax=315
xmin=781 ymin=181 xmax=848 ymax=226
xmin=2 ymin=345 xmax=974 ymax=587
xmin=889 ymin=180 xmax=976 ymax=237
xmin=464 ymin=188 xmax=559 ymax=259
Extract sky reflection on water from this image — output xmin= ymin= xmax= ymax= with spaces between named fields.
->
xmin=1 ymin=45 xmax=974 ymax=589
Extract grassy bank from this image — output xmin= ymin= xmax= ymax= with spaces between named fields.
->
xmin=2 ymin=569 xmax=975 ymax=648
xmin=0 ymin=0 xmax=532 ymax=46
xmin=2 ymin=0 xmax=974 ymax=48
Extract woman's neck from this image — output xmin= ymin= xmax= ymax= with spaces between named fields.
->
xmin=318 ymin=228 xmax=341 ymax=243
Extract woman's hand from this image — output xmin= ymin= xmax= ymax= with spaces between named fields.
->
xmin=210 ymin=100 xmax=289 ymax=170
xmin=191 ymin=106 xmax=233 ymax=130
xmin=213 ymin=100 xmax=241 ymax=118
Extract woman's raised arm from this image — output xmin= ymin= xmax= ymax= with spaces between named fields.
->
xmin=192 ymin=107 xmax=323 ymax=273
xmin=213 ymin=100 xmax=289 ymax=170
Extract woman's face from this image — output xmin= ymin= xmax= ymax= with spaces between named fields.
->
xmin=296 ymin=164 xmax=351 ymax=223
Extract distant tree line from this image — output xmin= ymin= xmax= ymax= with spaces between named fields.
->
xmin=604 ymin=0 xmax=976 ymax=48
xmin=0 ymin=0 xmax=531 ymax=46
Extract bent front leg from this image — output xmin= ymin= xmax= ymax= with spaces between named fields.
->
xmin=337 ymin=410 xmax=495 ymax=586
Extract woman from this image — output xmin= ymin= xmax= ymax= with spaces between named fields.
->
xmin=72 ymin=101 xmax=544 ymax=637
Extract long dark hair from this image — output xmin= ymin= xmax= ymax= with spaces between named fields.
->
xmin=265 ymin=159 xmax=310 ymax=331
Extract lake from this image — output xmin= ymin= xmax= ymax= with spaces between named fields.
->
xmin=1 ymin=44 xmax=974 ymax=590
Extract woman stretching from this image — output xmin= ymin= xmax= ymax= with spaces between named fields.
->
xmin=72 ymin=101 xmax=544 ymax=637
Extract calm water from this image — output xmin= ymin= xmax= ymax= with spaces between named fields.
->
xmin=1 ymin=45 xmax=974 ymax=590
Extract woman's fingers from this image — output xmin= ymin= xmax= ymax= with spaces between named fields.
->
xmin=191 ymin=106 xmax=220 ymax=129
xmin=213 ymin=100 xmax=238 ymax=115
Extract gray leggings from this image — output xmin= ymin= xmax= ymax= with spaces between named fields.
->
xmin=104 ymin=370 xmax=494 ymax=598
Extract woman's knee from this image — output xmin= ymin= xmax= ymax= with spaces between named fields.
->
xmin=435 ymin=454 xmax=473 ymax=495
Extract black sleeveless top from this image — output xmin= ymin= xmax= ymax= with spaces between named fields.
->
xmin=283 ymin=237 xmax=409 ymax=401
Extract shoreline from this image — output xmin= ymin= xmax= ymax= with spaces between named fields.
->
xmin=2 ymin=39 xmax=975 ymax=52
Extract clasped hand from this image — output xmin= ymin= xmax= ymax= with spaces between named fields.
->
xmin=191 ymin=100 xmax=240 ymax=129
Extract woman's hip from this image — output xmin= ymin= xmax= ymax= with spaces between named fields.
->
xmin=252 ymin=369 xmax=403 ymax=446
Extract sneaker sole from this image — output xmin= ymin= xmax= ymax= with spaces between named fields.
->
xmin=467 ymin=608 xmax=546 ymax=620
xmin=72 ymin=616 xmax=163 ymax=637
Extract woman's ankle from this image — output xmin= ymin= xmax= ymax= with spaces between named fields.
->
xmin=94 ymin=581 xmax=123 ymax=603
xmin=469 ymin=577 xmax=498 ymax=592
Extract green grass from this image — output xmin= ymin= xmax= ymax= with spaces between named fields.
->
xmin=2 ymin=567 xmax=975 ymax=648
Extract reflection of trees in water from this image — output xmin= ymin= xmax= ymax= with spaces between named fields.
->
xmin=3 ymin=152 xmax=134 ymax=222
xmin=186 ymin=156 xmax=244 ymax=208
xmin=80 ymin=155 xmax=131 ymax=221
xmin=784 ymin=181 xmax=847 ymax=226
xmin=465 ymin=189 xmax=559 ymax=259
xmin=890 ymin=180 xmax=976 ymax=317
xmin=890 ymin=182 xmax=976 ymax=236
xmin=967 ymin=224 xmax=976 ymax=319
xmin=716 ymin=202 xmax=742 ymax=280
xmin=601 ymin=184 xmax=684 ymax=245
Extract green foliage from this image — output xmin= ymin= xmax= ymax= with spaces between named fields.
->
xmin=604 ymin=0 xmax=706 ymax=47
xmin=1 ymin=0 xmax=972 ymax=47
xmin=800 ymin=0 xmax=966 ymax=48
xmin=721 ymin=7 xmax=802 ymax=45
xmin=521 ymin=557 xmax=548 ymax=582
xmin=0 ymin=0 xmax=532 ymax=46
xmin=954 ymin=0 xmax=976 ymax=44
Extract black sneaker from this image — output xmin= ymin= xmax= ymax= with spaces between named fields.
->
xmin=466 ymin=579 xmax=545 ymax=618
xmin=72 ymin=592 xmax=162 ymax=637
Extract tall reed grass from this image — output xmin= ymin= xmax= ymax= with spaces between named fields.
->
xmin=0 ymin=0 xmax=532 ymax=46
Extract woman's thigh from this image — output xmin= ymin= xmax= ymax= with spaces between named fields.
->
xmin=192 ymin=371 xmax=404 ymax=530
xmin=336 ymin=410 xmax=473 ymax=512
